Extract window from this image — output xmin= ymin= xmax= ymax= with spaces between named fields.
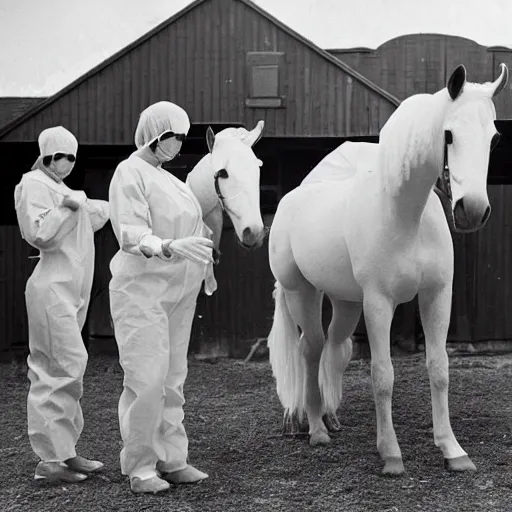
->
xmin=252 ymin=65 xmax=279 ymax=98
xmin=246 ymin=52 xmax=285 ymax=108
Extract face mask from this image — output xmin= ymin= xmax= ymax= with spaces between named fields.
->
xmin=50 ymin=159 xmax=74 ymax=179
xmin=155 ymin=138 xmax=182 ymax=163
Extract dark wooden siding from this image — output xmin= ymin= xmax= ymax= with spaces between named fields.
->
xmin=0 ymin=98 xmax=46 ymax=131
xmin=192 ymin=215 xmax=276 ymax=356
xmin=198 ymin=184 xmax=512 ymax=350
xmin=4 ymin=184 xmax=512 ymax=354
xmin=2 ymin=0 xmax=396 ymax=144
xmin=329 ymin=34 xmax=512 ymax=118
xmin=0 ymin=226 xmax=32 ymax=352
xmin=0 ymin=220 xmax=275 ymax=358
xmin=449 ymin=184 xmax=512 ymax=342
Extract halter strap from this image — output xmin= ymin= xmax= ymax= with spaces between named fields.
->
xmin=436 ymin=130 xmax=453 ymax=201
xmin=213 ymin=169 xmax=242 ymax=216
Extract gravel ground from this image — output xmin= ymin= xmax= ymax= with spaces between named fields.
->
xmin=1 ymin=351 xmax=511 ymax=512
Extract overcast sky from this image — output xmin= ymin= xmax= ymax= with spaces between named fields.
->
xmin=1 ymin=0 xmax=511 ymax=97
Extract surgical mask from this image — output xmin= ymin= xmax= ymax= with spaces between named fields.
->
xmin=154 ymin=138 xmax=182 ymax=163
xmin=50 ymin=158 xmax=75 ymax=179
xmin=155 ymin=145 xmax=176 ymax=163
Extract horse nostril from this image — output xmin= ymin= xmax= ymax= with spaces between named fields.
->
xmin=454 ymin=199 xmax=464 ymax=217
xmin=243 ymin=227 xmax=252 ymax=240
xmin=482 ymin=205 xmax=491 ymax=225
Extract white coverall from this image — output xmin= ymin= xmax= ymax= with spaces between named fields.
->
xmin=14 ymin=170 xmax=109 ymax=462
xmin=109 ymin=155 xmax=210 ymax=480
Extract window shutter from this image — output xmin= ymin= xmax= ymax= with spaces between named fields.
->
xmin=246 ymin=52 xmax=285 ymax=108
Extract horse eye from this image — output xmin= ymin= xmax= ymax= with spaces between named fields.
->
xmin=215 ymin=168 xmax=228 ymax=179
xmin=491 ymin=133 xmax=501 ymax=151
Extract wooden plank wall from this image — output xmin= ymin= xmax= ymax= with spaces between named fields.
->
xmin=450 ymin=185 xmax=512 ymax=342
xmin=0 ymin=226 xmax=33 ymax=352
xmin=2 ymin=0 xmax=395 ymax=144
xmin=3 ymin=183 xmax=512 ymax=354
xmin=329 ymin=34 xmax=512 ymax=118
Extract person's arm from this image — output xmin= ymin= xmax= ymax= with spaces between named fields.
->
xmin=83 ymin=198 xmax=110 ymax=232
xmin=14 ymin=178 xmax=79 ymax=251
xmin=108 ymin=163 xmax=170 ymax=259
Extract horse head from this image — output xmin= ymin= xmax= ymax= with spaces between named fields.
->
xmin=202 ymin=120 xmax=266 ymax=249
xmin=437 ymin=63 xmax=508 ymax=233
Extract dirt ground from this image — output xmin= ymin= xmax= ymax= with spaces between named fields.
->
xmin=0 ymin=350 xmax=511 ymax=512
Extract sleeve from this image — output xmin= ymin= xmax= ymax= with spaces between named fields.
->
xmin=83 ymin=198 xmax=110 ymax=232
xmin=14 ymin=178 xmax=79 ymax=252
xmin=108 ymin=163 xmax=170 ymax=259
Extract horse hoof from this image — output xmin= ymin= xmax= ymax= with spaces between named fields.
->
xmin=444 ymin=455 xmax=477 ymax=472
xmin=323 ymin=412 xmax=343 ymax=433
xmin=309 ymin=431 xmax=331 ymax=447
xmin=381 ymin=457 xmax=405 ymax=476
xmin=282 ymin=411 xmax=308 ymax=437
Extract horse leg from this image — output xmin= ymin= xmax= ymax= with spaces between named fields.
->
xmin=285 ymin=285 xmax=330 ymax=447
xmin=364 ymin=291 xmax=404 ymax=475
xmin=320 ymin=298 xmax=362 ymax=432
xmin=418 ymin=285 xmax=476 ymax=471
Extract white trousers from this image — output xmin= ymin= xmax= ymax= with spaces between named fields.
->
xmin=110 ymin=264 xmax=202 ymax=479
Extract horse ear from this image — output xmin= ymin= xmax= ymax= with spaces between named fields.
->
xmin=492 ymin=63 xmax=509 ymax=98
xmin=447 ymin=65 xmax=466 ymax=100
xmin=244 ymin=120 xmax=265 ymax=147
xmin=206 ymin=126 xmax=215 ymax=153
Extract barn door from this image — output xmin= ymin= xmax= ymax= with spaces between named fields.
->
xmin=0 ymin=229 xmax=7 ymax=352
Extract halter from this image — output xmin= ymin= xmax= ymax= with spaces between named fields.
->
xmin=435 ymin=130 xmax=453 ymax=201
xmin=213 ymin=168 xmax=243 ymax=214
xmin=214 ymin=168 xmax=228 ymax=209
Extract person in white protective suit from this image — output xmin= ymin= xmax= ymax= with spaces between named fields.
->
xmin=14 ymin=126 xmax=110 ymax=483
xmin=109 ymin=101 xmax=214 ymax=494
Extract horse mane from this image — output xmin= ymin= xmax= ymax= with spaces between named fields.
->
xmin=186 ymin=154 xmax=218 ymax=216
xmin=378 ymin=92 xmax=446 ymax=193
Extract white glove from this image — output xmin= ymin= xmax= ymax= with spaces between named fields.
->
xmin=204 ymin=265 xmax=218 ymax=295
xmin=139 ymin=234 xmax=164 ymax=258
xmin=162 ymin=236 xmax=214 ymax=265
xmin=62 ymin=191 xmax=87 ymax=211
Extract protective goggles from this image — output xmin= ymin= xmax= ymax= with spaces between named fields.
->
xmin=148 ymin=130 xmax=187 ymax=149
xmin=42 ymin=152 xmax=76 ymax=166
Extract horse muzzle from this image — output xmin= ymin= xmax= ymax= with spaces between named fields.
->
xmin=241 ymin=226 xmax=266 ymax=250
xmin=453 ymin=196 xmax=491 ymax=233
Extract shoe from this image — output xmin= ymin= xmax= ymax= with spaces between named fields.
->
xmin=162 ymin=464 xmax=209 ymax=484
xmin=130 ymin=475 xmax=171 ymax=494
xmin=34 ymin=461 xmax=88 ymax=483
xmin=64 ymin=455 xmax=104 ymax=474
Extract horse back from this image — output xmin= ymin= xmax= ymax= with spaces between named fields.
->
xmin=301 ymin=141 xmax=378 ymax=186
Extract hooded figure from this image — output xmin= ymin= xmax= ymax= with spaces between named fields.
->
xmin=14 ymin=126 xmax=110 ymax=483
xmin=108 ymin=101 xmax=214 ymax=494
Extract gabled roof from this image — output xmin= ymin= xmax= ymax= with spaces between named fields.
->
xmin=0 ymin=0 xmax=399 ymax=140
xmin=240 ymin=0 xmax=400 ymax=106
xmin=0 ymin=97 xmax=46 ymax=131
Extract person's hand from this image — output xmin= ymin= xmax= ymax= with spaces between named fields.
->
xmin=139 ymin=234 xmax=163 ymax=258
xmin=162 ymin=236 xmax=214 ymax=264
xmin=62 ymin=191 xmax=87 ymax=211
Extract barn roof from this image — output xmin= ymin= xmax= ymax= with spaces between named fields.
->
xmin=0 ymin=97 xmax=46 ymax=131
xmin=326 ymin=33 xmax=512 ymax=116
xmin=0 ymin=0 xmax=399 ymax=141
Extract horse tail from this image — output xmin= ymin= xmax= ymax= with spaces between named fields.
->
xmin=267 ymin=281 xmax=306 ymax=419
xmin=318 ymin=336 xmax=353 ymax=416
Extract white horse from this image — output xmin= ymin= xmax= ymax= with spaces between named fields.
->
xmin=267 ymin=64 xmax=508 ymax=475
xmin=186 ymin=121 xmax=266 ymax=292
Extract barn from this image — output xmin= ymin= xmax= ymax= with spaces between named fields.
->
xmin=0 ymin=0 xmax=398 ymax=358
xmin=1 ymin=1 xmax=512 ymax=359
